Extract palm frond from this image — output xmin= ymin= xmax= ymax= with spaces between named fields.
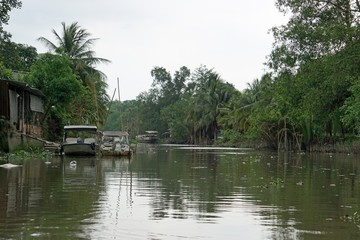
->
xmin=37 ymin=36 xmax=58 ymax=52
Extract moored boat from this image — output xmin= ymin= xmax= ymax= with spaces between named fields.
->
xmin=100 ymin=131 xmax=132 ymax=156
xmin=135 ymin=131 xmax=158 ymax=143
xmin=60 ymin=125 xmax=98 ymax=156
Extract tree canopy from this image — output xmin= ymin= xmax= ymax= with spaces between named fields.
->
xmin=38 ymin=22 xmax=111 ymax=126
xmin=4 ymin=0 xmax=360 ymax=150
xmin=0 ymin=0 xmax=22 ymax=41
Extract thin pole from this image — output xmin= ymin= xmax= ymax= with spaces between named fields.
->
xmin=105 ymin=88 xmax=117 ymax=123
xmin=117 ymin=77 xmax=123 ymax=130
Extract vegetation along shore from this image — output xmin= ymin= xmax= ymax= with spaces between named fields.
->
xmin=2 ymin=1 xmax=360 ymax=154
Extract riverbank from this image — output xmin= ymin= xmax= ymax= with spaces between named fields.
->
xmin=215 ymin=138 xmax=360 ymax=154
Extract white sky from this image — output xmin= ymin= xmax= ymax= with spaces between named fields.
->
xmin=5 ymin=0 xmax=287 ymax=101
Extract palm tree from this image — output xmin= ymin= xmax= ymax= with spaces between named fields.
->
xmin=187 ymin=72 xmax=232 ymax=144
xmin=38 ymin=22 xmax=111 ymax=126
xmin=38 ymin=22 xmax=110 ymax=71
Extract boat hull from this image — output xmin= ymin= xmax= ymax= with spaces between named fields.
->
xmin=100 ymin=144 xmax=131 ymax=156
xmin=61 ymin=143 xmax=96 ymax=156
xmin=135 ymin=135 xmax=158 ymax=143
xmin=136 ymin=131 xmax=158 ymax=143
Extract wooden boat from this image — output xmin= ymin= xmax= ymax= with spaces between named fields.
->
xmin=100 ymin=131 xmax=132 ymax=156
xmin=60 ymin=125 xmax=98 ymax=156
xmin=135 ymin=131 xmax=158 ymax=143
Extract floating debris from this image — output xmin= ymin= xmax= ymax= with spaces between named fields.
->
xmin=296 ymin=181 xmax=303 ymax=186
xmin=69 ymin=160 xmax=77 ymax=168
xmin=0 ymin=163 xmax=21 ymax=168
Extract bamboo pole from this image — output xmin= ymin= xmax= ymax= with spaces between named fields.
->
xmin=104 ymin=88 xmax=117 ymax=123
xmin=117 ymin=77 xmax=123 ymax=130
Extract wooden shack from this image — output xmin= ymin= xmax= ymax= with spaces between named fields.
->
xmin=0 ymin=79 xmax=45 ymax=152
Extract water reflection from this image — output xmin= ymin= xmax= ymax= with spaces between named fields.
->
xmin=0 ymin=147 xmax=360 ymax=239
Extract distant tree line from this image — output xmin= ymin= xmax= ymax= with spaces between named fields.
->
xmin=105 ymin=0 xmax=360 ymax=151
xmin=3 ymin=0 xmax=360 ymax=151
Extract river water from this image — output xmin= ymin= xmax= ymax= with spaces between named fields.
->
xmin=1 ymin=144 xmax=360 ymax=240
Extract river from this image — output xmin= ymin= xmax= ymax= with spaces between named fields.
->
xmin=0 ymin=144 xmax=360 ymax=240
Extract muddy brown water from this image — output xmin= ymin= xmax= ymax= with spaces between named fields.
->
xmin=1 ymin=144 xmax=360 ymax=239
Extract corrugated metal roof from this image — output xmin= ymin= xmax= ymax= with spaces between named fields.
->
xmin=0 ymin=79 xmax=45 ymax=97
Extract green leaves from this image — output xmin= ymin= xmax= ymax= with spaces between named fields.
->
xmin=28 ymin=54 xmax=80 ymax=96
xmin=0 ymin=42 xmax=38 ymax=72
xmin=0 ymin=0 xmax=21 ymax=41
xmin=26 ymin=53 xmax=82 ymax=124
xmin=0 ymin=0 xmax=22 ymax=26
xmin=38 ymin=22 xmax=111 ymax=127
xmin=270 ymin=0 xmax=358 ymax=73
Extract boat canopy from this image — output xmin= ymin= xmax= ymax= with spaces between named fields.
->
xmin=64 ymin=125 xmax=97 ymax=131
xmin=102 ymin=131 xmax=129 ymax=137
xmin=145 ymin=131 xmax=158 ymax=134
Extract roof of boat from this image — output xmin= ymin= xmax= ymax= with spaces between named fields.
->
xmin=145 ymin=131 xmax=158 ymax=134
xmin=64 ymin=125 xmax=97 ymax=131
xmin=102 ymin=131 xmax=129 ymax=136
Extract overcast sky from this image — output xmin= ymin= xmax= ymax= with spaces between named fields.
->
xmin=5 ymin=0 xmax=287 ymax=101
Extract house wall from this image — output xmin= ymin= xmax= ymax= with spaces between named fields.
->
xmin=9 ymin=89 xmax=19 ymax=130
xmin=25 ymin=123 xmax=42 ymax=137
xmin=0 ymin=118 xmax=9 ymax=152
xmin=0 ymin=79 xmax=45 ymax=152
xmin=8 ymin=132 xmax=43 ymax=152
xmin=0 ymin=81 xmax=9 ymax=118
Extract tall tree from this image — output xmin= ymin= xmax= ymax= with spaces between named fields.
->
xmin=26 ymin=53 xmax=83 ymax=139
xmin=151 ymin=66 xmax=190 ymax=105
xmin=269 ymin=0 xmax=360 ymax=73
xmin=0 ymin=41 xmax=37 ymax=72
xmin=38 ymin=22 xmax=110 ymax=72
xmin=0 ymin=0 xmax=22 ymax=41
xmin=187 ymin=67 xmax=234 ymax=144
xmin=38 ymin=22 xmax=111 ymax=126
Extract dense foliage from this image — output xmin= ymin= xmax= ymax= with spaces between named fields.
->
xmin=0 ymin=0 xmax=24 ymax=78
xmin=0 ymin=0 xmax=21 ymax=41
xmin=103 ymin=65 xmax=238 ymax=145
xmin=3 ymin=1 xmax=360 ymax=150
xmin=105 ymin=1 xmax=360 ymax=150
xmin=0 ymin=20 xmax=110 ymax=140
xmin=38 ymin=22 xmax=111 ymax=127
xmin=26 ymin=54 xmax=83 ymax=140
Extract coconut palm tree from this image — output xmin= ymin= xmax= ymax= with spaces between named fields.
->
xmin=38 ymin=22 xmax=111 ymax=126
xmin=38 ymin=22 xmax=110 ymax=72
xmin=187 ymin=72 xmax=232 ymax=144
